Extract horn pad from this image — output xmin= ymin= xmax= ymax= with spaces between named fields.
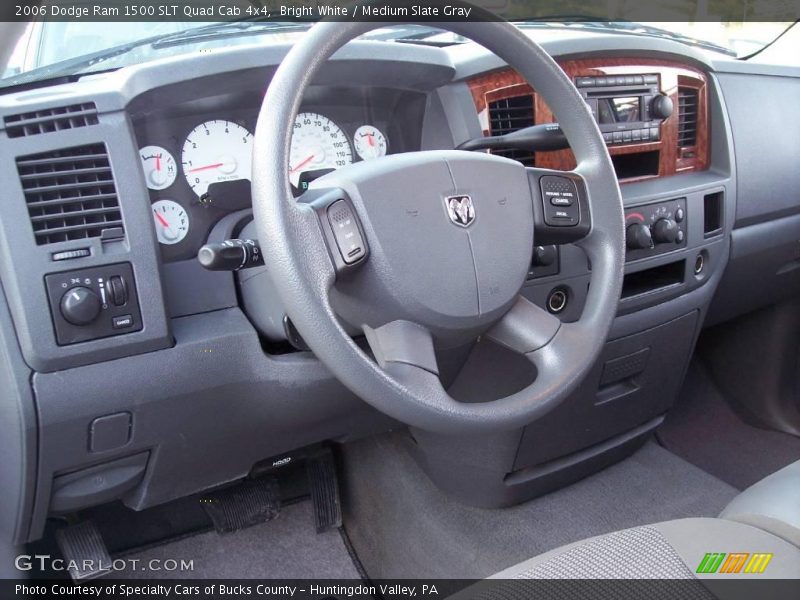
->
xmin=317 ymin=151 xmax=534 ymax=343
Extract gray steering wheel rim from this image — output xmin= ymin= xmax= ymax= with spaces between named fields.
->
xmin=252 ymin=19 xmax=624 ymax=435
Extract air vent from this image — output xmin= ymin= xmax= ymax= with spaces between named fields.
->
xmin=16 ymin=143 xmax=124 ymax=246
xmin=677 ymin=87 xmax=698 ymax=148
xmin=4 ymin=102 xmax=98 ymax=138
xmin=487 ymin=94 xmax=535 ymax=166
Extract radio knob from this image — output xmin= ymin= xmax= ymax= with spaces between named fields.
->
xmin=651 ymin=94 xmax=674 ymax=120
xmin=60 ymin=286 xmax=102 ymax=326
xmin=652 ymin=218 xmax=679 ymax=244
xmin=626 ymin=222 xmax=652 ymax=250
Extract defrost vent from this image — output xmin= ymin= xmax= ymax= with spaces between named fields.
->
xmin=4 ymin=102 xmax=98 ymax=138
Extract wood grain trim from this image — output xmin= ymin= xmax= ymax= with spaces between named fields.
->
xmin=466 ymin=58 xmax=709 ymax=181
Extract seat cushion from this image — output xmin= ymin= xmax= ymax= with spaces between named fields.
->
xmin=719 ymin=459 xmax=800 ymax=547
xmin=489 ymin=518 xmax=800 ymax=580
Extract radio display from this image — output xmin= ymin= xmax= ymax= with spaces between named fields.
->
xmin=598 ymin=97 xmax=641 ymax=124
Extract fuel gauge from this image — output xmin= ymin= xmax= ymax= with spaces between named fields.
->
xmin=139 ymin=145 xmax=177 ymax=190
xmin=152 ymin=199 xmax=189 ymax=245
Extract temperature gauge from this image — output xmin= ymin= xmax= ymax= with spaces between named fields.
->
xmin=354 ymin=125 xmax=387 ymax=161
xmin=139 ymin=146 xmax=177 ymax=190
xmin=151 ymin=199 xmax=189 ymax=245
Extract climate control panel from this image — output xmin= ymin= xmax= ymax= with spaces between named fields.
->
xmin=45 ymin=263 xmax=142 ymax=345
xmin=625 ymin=198 xmax=687 ymax=261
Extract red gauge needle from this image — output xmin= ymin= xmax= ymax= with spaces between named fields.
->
xmin=367 ymin=133 xmax=375 ymax=147
xmin=155 ymin=154 xmax=161 ymax=171
xmin=188 ymin=162 xmax=224 ymax=173
xmin=290 ymin=154 xmax=315 ymax=173
xmin=153 ymin=211 xmax=170 ymax=228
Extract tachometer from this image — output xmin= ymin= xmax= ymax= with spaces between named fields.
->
xmin=181 ymin=120 xmax=252 ymax=196
xmin=289 ymin=112 xmax=353 ymax=188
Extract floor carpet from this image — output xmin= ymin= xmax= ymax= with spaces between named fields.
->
xmin=341 ymin=432 xmax=738 ymax=579
xmin=657 ymin=361 xmax=800 ymax=490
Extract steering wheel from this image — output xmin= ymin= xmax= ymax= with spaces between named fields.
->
xmin=252 ymin=19 xmax=624 ymax=435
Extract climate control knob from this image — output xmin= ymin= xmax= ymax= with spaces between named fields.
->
xmin=626 ymin=222 xmax=652 ymax=250
xmin=651 ymin=94 xmax=674 ymax=120
xmin=60 ymin=286 xmax=102 ymax=326
xmin=652 ymin=218 xmax=679 ymax=244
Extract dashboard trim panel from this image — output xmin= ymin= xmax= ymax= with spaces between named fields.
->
xmin=466 ymin=58 xmax=709 ymax=181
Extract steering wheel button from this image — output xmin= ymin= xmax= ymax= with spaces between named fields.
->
xmin=550 ymin=197 xmax=573 ymax=207
xmin=327 ymin=200 xmax=366 ymax=264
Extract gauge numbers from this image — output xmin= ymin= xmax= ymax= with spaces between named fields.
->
xmin=139 ymin=145 xmax=177 ymax=190
xmin=181 ymin=120 xmax=252 ymax=196
xmin=289 ymin=112 xmax=353 ymax=188
xmin=354 ymin=125 xmax=387 ymax=160
xmin=151 ymin=199 xmax=189 ymax=245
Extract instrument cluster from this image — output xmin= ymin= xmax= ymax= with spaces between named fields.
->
xmin=136 ymin=107 xmax=397 ymax=262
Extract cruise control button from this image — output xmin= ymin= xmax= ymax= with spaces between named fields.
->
xmin=327 ymin=200 xmax=366 ymax=264
xmin=550 ymin=196 xmax=574 ymax=207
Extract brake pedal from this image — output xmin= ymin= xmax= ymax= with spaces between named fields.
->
xmin=201 ymin=477 xmax=281 ymax=534
xmin=55 ymin=521 xmax=112 ymax=580
xmin=307 ymin=447 xmax=342 ymax=533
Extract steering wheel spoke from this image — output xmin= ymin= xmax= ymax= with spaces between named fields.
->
xmin=363 ymin=320 xmax=439 ymax=376
xmin=527 ymin=167 xmax=592 ymax=246
xmin=486 ymin=295 xmax=561 ymax=356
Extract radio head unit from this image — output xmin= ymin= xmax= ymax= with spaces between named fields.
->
xmin=576 ymin=74 xmax=673 ymax=146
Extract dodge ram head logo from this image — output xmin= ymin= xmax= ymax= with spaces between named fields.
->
xmin=445 ymin=195 xmax=475 ymax=228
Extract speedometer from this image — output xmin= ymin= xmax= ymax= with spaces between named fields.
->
xmin=181 ymin=120 xmax=252 ymax=196
xmin=289 ymin=113 xmax=353 ymax=188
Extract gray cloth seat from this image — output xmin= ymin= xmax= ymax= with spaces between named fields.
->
xmin=489 ymin=518 xmax=799 ymax=580
xmin=469 ymin=463 xmax=800 ymax=591
xmin=719 ymin=459 xmax=800 ymax=547
xmin=456 ymin=518 xmax=800 ymax=600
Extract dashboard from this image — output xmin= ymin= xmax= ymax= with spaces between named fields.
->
xmin=1 ymin=32 xmax=799 ymax=546
xmin=131 ymin=84 xmax=426 ymax=261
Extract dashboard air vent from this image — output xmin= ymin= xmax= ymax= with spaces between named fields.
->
xmin=16 ymin=143 xmax=124 ymax=246
xmin=4 ymin=102 xmax=98 ymax=138
xmin=677 ymin=87 xmax=698 ymax=148
xmin=487 ymin=94 xmax=535 ymax=166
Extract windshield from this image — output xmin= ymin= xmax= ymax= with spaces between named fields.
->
xmin=2 ymin=19 xmax=796 ymax=90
